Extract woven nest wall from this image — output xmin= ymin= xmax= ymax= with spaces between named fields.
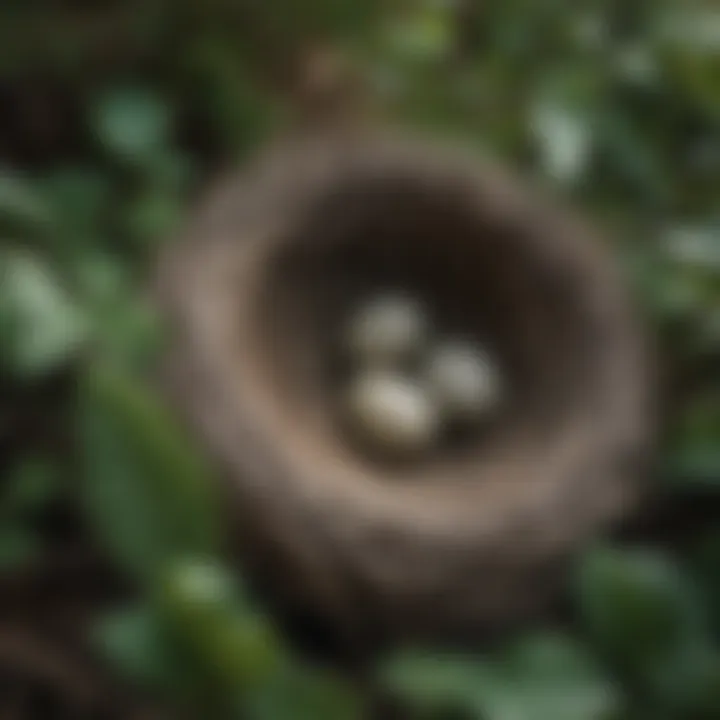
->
xmin=156 ymin=131 xmax=651 ymax=651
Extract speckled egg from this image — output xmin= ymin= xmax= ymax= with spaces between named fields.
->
xmin=346 ymin=370 xmax=440 ymax=456
xmin=344 ymin=292 xmax=427 ymax=368
xmin=426 ymin=341 xmax=503 ymax=422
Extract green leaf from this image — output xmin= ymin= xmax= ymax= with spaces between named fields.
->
xmin=98 ymin=297 xmax=164 ymax=371
xmin=595 ymin=111 xmax=672 ymax=205
xmin=613 ymin=43 xmax=661 ymax=89
xmin=92 ymin=88 xmax=172 ymax=165
xmin=71 ymin=254 xmax=163 ymax=368
xmin=125 ymin=188 xmax=183 ymax=246
xmin=692 ymin=531 xmax=720 ymax=639
xmin=155 ymin=558 xmax=281 ymax=695
xmin=664 ymin=444 xmax=720 ymax=489
xmin=246 ymin=662 xmax=363 ymax=720
xmin=95 ymin=605 xmax=179 ymax=689
xmin=383 ymin=633 xmax=619 ymax=720
xmin=645 ymin=643 xmax=720 ymax=719
xmin=664 ymin=393 xmax=720 ymax=488
xmin=0 ymin=169 xmax=52 ymax=234
xmin=0 ymin=249 xmax=89 ymax=379
xmin=382 ymin=651 xmax=482 ymax=713
xmin=78 ymin=363 xmax=220 ymax=583
xmin=382 ymin=7 xmax=454 ymax=64
xmin=143 ymin=151 xmax=197 ymax=194
xmin=72 ymin=251 xmax=131 ymax=304
xmin=663 ymin=225 xmax=720 ymax=272
xmin=577 ymin=546 xmax=706 ymax=677
xmin=530 ymin=99 xmax=593 ymax=184
xmin=39 ymin=167 xmax=111 ymax=249
xmin=69 ymin=250 xmax=163 ymax=370
xmin=489 ymin=634 xmax=620 ymax=720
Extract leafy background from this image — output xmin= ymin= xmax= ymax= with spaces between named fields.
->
xmin=0 ymin=0 xmax=718 ymax=718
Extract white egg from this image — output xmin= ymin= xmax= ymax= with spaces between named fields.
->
xmin=346 ymin=371 xmax=440 ymax=455
xmin=426 ymin=341 xmax=503 ymax=422
xmin=345 ymin=292 xmax=427 ymax=367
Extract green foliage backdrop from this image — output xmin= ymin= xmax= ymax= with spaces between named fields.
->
xmin=0 ymin=1 xmax=718 ymax=718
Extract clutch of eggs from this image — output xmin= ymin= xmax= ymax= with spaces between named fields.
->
xmin=342 ymin=291 xmax=504 ymax=456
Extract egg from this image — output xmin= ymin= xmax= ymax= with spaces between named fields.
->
xmin=345 ymin=292 xmax=427 ymax=367
xmin=426 ymin=341 xmax=503 ymax=422
xmin=346 ymin=371 xmax=440 ymax=456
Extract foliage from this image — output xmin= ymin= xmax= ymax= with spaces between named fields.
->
xmin=384 ymin=633 xmax=621 ymax=720
xmin=0 ymin=0 xmax=718 ymax=718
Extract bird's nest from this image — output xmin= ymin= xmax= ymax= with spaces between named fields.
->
xmin=156 ymin=130 xmax=652 ymax=651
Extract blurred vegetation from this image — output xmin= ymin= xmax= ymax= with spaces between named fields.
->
xmin=0 ymin=0 xmax=718 ymax=718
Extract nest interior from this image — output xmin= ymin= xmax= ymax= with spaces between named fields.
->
xmin=256 ymin=162 xmax=606 ymax=471
xmin=158 ymin=131 xmax=651 ymax=647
